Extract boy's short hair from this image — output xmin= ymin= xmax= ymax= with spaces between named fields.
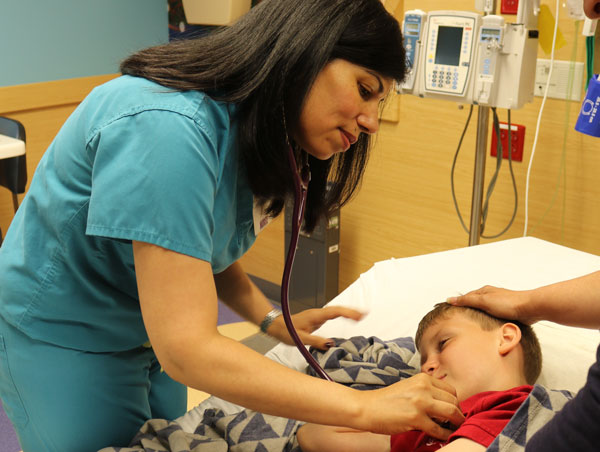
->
xmin=415 ymin=302 xmax=542 ymax=385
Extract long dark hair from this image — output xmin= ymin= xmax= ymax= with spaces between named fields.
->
xmin=121 ymin=0 xmax=406 ymax=231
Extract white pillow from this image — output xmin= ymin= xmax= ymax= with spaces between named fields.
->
xmin=533 ymin=321 xmax=598 ymax=391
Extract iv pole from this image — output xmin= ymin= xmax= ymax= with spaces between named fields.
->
xmin=468 ymin=0 xmax=496 ymax=246
xmin=468 ymin=0 xmax=539 ymax=245
xmin=468 ymin=106 xmax=489 ymax=246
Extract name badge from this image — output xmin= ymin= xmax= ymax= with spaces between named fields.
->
xmin=253 ymin=197 xmax=273 ymax=236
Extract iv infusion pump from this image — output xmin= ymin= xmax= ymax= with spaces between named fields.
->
xmin=401 ymin=10 xmax=539 ymax=110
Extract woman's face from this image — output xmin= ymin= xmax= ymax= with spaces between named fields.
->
xmin=294 ymin=59 xmax=392 ymax=160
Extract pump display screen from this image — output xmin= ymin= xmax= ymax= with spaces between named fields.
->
xmin=435 ymin=26 xmax=464 ymax=66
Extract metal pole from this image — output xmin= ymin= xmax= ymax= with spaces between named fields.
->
xmin=468 ymin=0 xmax=497 ymax=245
xmin=469 ymin=105 xmax=489 ymax=246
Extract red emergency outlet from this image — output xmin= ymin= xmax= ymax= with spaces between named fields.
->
xmin=501 ymin=0 xmax=519 ymax=15
xmin=490 ymin=122 xmax=525 ymax=162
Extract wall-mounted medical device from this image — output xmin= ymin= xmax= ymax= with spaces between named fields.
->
xmin=401 ymin=8 xmax=539 ymax=110
xmin=401 ymin=10 xmax=427 ymax=92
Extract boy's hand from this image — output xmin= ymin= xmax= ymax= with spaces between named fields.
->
xmin=357 ymin=373 xmax=465 ymax=440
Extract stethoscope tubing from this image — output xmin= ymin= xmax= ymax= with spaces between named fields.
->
xmin=280 ymin=146 xmax=333 ymax=381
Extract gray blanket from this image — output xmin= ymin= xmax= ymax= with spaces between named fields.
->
xmin=99 ymin=336 xmax=573 ymax=452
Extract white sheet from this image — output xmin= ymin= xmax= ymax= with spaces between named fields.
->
xmin=267 ymin=237 xmax=600 ymax=392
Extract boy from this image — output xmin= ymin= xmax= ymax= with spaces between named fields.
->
xmin=297 ymin=302 xmax=542 ymax=452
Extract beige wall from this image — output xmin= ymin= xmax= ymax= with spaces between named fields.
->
xmin=2 ymin=1 xmax=599 ymax=296
xmin=242 ymin=0 xmax=600 ymax=291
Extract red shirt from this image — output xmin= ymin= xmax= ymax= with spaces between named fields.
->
xmin=390 ymin=385 xmax=533 ymax=452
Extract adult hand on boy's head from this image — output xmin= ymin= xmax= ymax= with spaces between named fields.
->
xmin=356 ymin=373 xmax=465 ymax=440
xmin=447 ymin=286 xmax=536 ymax=324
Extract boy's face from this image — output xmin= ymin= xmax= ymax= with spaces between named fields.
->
xmin=419 ymin=312 xmax=502 ymax=402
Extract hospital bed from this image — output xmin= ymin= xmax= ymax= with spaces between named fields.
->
xmin=224 ymin=236 xmax=599 ymax=395
xmin=117 ymin=237 xmax=600 ymax=451
xmin=262 ymin=236 xmax=600 ymax=393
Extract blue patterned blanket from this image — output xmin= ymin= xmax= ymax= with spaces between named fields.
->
xmin=98 ymin=336 xmax=573 ymax=452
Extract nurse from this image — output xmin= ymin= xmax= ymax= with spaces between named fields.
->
xmin=0 ymin=1 xmax=464 ymax=451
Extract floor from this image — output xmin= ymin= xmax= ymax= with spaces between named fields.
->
xmin=0 ymin=301 xmax=277 ymax=452
xmin=0 ymin=401 xmax=20 ymax=452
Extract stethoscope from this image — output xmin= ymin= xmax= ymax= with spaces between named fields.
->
xmin=280 ymin=145 xmax=333 ymax=381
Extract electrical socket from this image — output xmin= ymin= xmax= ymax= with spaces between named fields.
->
xmin=501 ymin=0 xmax=519 ymax=15
xmin=534 ymin=59 xmax=585 ymax=102
xmin=491 ymin=122 xmax=525 ymax=162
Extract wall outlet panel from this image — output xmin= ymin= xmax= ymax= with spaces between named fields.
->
xmin=501 ymin=0 xmax=519 ymax=15
xmin=491 ymin=122 xmax=525 ymax=162
xmin=534 ymin=59 xmax=584 ymax=102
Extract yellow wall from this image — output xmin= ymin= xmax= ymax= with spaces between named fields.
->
xmin=242 ymin=0 xmax=600 ymax=291
xmin=1 ymin=1 xmax=599 ymax=296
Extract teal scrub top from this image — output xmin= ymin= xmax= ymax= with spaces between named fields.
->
xmin=0 ymin=75 xmax=257 ymax=352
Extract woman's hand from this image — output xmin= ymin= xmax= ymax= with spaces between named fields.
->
xmin=267 ymin=306 xmax=364 ymax=350
xmin=357 ymin=373 xmax=465 ymax=440
xmin=447 ymin=286 xmax=537 ymax=324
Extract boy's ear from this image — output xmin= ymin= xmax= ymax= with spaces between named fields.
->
xmin=498 ymin=323 xmax=522 ymax=356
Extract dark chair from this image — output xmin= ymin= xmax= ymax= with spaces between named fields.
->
xmin=0 ymin=116 xmax=27 ymax=246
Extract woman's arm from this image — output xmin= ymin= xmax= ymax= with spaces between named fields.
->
xmin=133 ymin=241 xmax=465 ymax=438
xmin=213 ymin=261 xmax=364 ymax=349
xmin=297 ymin=424 xmax=390 ymax=452
xmin=213 ymin=261 xmax=274 ymax=326
xmin=448 ymin=271 xmax=600 ymax=328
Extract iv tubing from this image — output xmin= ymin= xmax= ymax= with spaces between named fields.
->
xmin=280 ymin=146 xmax=333 ymax=382
xmin=524 ymin=0 xmax=560 ymax=236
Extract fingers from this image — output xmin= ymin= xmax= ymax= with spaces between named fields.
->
xmin=319 ymin=306 xmax=365 ymax=321
xmin=403 ymin=375 xmax=465 ymax=432
xmin=447 ymin=286 xmax=533 ymax=324
xmin=286 ymin=307 xmax=364 ymax=343
xmin=289 ymin=307 xmax=363 ymax=333
xmin=404 ymin=376 xmax=459 ymax=410
xmin=428 ymin=399 xmax=465 ymax=432
xmin=277 ymin=307 xmax=358 ymax=348
xmin=429 ymin=376 xmax=458 ymax=399
xmin=297 ymin=331 xmax=334 ymax=351
xmin=358 ymin=375 xmax=465 ymax=439
xmin=417 ymin=415 xmax=456 ymax=441
xmin=447 ymin=286 xmax=493 ymax=307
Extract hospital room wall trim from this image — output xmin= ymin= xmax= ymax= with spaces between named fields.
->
xmin=0 ymin=74 xmax=119 ymax=238
xmin=0 ymin=75 xmax=119 ymax=116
